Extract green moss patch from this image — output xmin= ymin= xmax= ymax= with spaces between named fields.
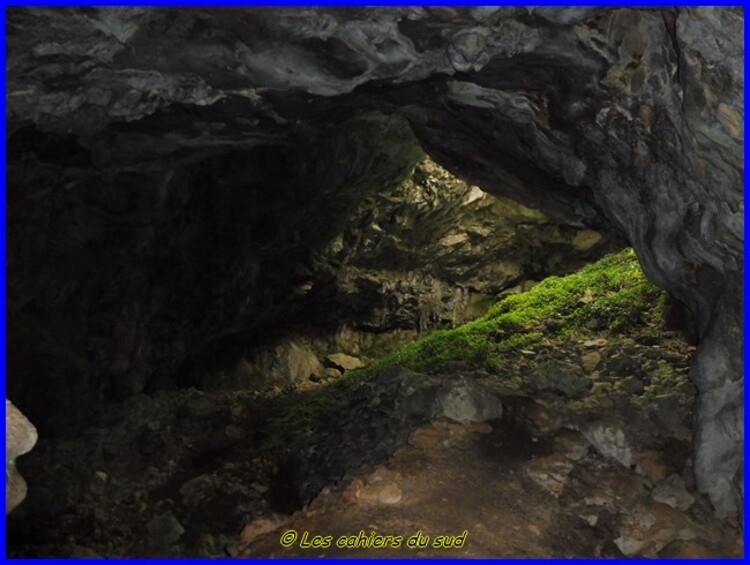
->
xmin=264 ymin=248 xmax=668 ymax=449
xmin=352 ymin=248 xmax=664 ymax=377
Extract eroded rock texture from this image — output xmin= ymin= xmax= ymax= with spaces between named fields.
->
xmin=6 ymin=400 xmax=38 ymax=514
xmin=6 ymin=8 xmax=743 ymax=514
xmin=199 ymin=157 xmax=618 ymax=391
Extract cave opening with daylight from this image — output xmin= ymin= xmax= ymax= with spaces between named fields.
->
xmin=5 ymin=7 xmax=743 ymax=558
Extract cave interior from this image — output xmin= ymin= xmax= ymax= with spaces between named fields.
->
xmin=4 ymin=6 xmax=744 ymax=559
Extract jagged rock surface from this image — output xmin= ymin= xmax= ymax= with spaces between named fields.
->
xmin=6 ymin=7 xmax=743 ymax=515
xmin=316 ymin=157 xmax=619 ymax=333
xmin=199 ymin=157 xmax=618 ymax=391
xmin=5 ymin=255 xmax=738 ymax=558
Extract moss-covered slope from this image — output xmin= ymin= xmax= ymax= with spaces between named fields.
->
xmin=354 ymin=248 xmax=665 ymax=377
xmin=267 ymin=248 xmax=677 ymax=448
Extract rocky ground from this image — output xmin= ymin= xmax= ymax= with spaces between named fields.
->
xmin=241 ymin=417 xmax=741 ymax=558
xmin=7 ymin=250 xmax=743 ymax=558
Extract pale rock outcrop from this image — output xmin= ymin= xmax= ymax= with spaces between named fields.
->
xmin=6 ymin=400 xmax=37 ymax=514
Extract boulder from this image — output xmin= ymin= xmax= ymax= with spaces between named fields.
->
xmin=147 ymin=512 xmax=185 ymax=549
xmin=435 ymin=378 xmax=503 ymax=423
xmin=325 ymin=367 xmax=343 ymax=379
xmin=284 ymin=342 xmax=323 ymax=384
xmin=583 ymin=425 xmax=633 ymax=468
xmin=581 ymin=351 xmax=602 ymax=374
xmin=652 ymin=474 xmax=695 ymax=511
xmin=325 ymin=353 xmax=366 ymax=372
xmin=6 ymin=400 xmax=38 ymax=514
xmin=527 ymin=360 xmax=592 ymax=399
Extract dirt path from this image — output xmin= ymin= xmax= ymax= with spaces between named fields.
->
xmin=240 ymin=418 xmax=741 ymax=558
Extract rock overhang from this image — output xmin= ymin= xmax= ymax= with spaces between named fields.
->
xmin=5 ymin=7 xmax=743 ymax=515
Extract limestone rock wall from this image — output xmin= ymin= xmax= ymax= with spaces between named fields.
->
xmin=6 ymin=7 xmax=743 ymax=514
xmin=7 ymin=114 xmax=423 ymax=434
xmin=317 ymin=157 xmax=619 ymax=333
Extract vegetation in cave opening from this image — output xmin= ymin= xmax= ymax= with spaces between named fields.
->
xmin=265 ymin=248 xmax=668 ymax=449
